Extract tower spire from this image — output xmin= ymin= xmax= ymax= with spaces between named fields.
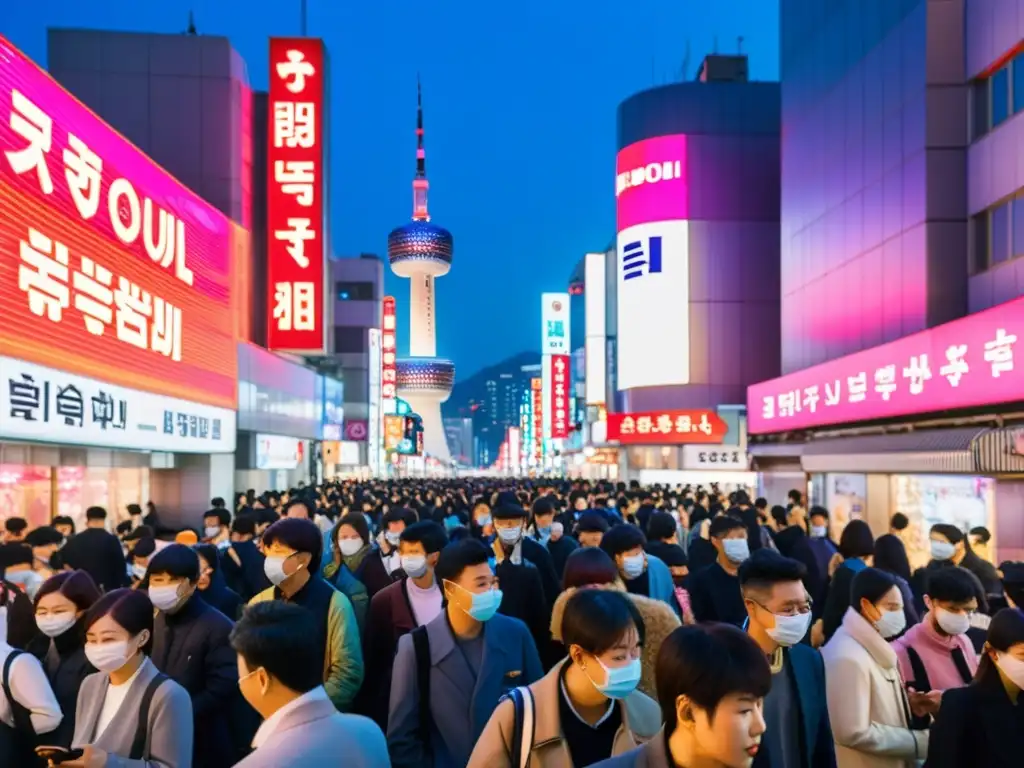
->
xmin=412 ymin=74 xmax=430 ymax=221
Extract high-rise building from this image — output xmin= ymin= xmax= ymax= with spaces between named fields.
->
xmin=387 ymin=80 xmax=455 ymax=461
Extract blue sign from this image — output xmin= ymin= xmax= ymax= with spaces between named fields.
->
xmin=621 ymin=235 xmax=662 ymax=281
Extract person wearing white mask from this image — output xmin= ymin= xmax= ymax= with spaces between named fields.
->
xmin=922 ymin=523 xmax=1002 ymax=601
xmin=892 ymin=567 xmax=979 ymax=697
xmin=249 ymin=518 xmax=363 ymax=712
xmin=325 ymin=513 xmax=392 ymax=600
xmin=376 ymin=509 xmax=410 ymax=577
xmin=146 ymin=544 xmax=238 ymax=768
xmin=925 ymin=606 xmax=1024 ymax=768
xmin=599 ymin=524 xmax=681 ymax=619
xmin=65 ymin=588 xmax=192 ymax=768
xmin=33 ymin=571 xmax=102 ymax=750
xmin=688 ymin=515 xmax=751 ymax=626
xmin=740 ymin=549 xmax=837 ymax=768
xmin=822 ymin=568 xmax=929 ymax=768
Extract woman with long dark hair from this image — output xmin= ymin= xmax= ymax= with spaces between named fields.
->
xmin=821 ymin=519 xmax=875 ymax=643
xmin=874 ymin=533 xmax=920 ymax=631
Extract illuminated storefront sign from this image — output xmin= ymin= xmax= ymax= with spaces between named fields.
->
xmin=383 ymin=414 xmax=404 ymax=451
xmin=267 ymin=38 xmax=326 ymax=353
xmin=0 ymin=35 xmax=238 ymax=421
xmin=615 ymin=134 xmax=688 ymax=232
xmin=541 ymin=292 xmax=570 ymax=355
xmin=367 ymin=327 xmax=381 ymax=474
xmin=747 ymin=296 xmax=1023 ymax=434
xmin=606 ymin=409 xmax=727 ymax=445
xmin=550 ymin=354 xmax=571 ymax=439
xmin=256 ymin=433 xmax=304 ymax=470
xmin=681 ymin=445 xmax=748 ymax=471
xmin=531 ymin=377 xmax=543 ymax=461
xmin=381 ymin=296 xmax=397 ymax=401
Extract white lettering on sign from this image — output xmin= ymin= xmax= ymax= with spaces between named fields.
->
xmin=276 ymin=50 xmax=316 ymax=94
xmin=615 ymin=160 xmax=682 ymax=197
xmin=272 ymin=281 xmax=316 ymax=332
xmin=273 ymin=102 xmax=316 ymax=149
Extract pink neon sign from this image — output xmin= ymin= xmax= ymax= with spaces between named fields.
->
xmin=615 ymin=134 xmax=688 ymax=232
xmin=747 ymin=296 xmax=1024 ymax=434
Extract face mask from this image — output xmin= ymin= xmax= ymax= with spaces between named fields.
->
xmin=536 ymin=526 xmax=551 ymax=539
xmin=810 ymin=525 xmax=828 ymax=538
xmin=996 ymin=652 xmax=1024 ymax=689
xmin=401 ymin=555 xmax=428 ymax=579
xmin=621 ymin=554 xmax=645 ymax=580
xmin=449 ymin=582 xmax=503 ymax=622
xmin=338 ymin=539 xmax=363 ymax=557
xmin=263 ymin=555 xmax=295 ymax=586
xmin=131 ymin=563 xmax=148 ymax=581
xmin=37 ymin=613 xmax=77 ymax=638
xmin=585 ymin=657 xmax=642 ymax=699
xmin=385 ymin=531 xmax=402 ymax=547
xmin=874 ymin=608 xmax=907 ymax=639
xmin=8 ymin=570 xmax=42 ymax=601
xmin=723 ymin=538 xmax=750 ymax=564
xmin=497 ymin=525 xmax=522 ymax=545
xmin=765 ymin=611 xmax=812 ymax=647
xmin=930 ymin=540 xmax=956 ymax=561
xmin=551 ymin=522 xmax=564 ymax=538
xmin=477 ymin=514 xmax=492 ymax=528
xmin=934 ymin=607 xmax=970 ymax=636
xmin=85 ymin=638 xmax=140 ymax=673
xmin=204 ymin=526 xmax=221 ymax=539
xmin=444 ymin=515 xmax=460 ymax=532
xmin=149 ymin=584 xmax=187 ymax=613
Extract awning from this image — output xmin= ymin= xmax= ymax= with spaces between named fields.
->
xmin=972 ymin=427 xmax=1024 ymax=474
xmin=799 ymin=427 xmax=988 ymax=474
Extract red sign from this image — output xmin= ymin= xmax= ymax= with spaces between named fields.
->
xmin=607 ymin=409 xmax=727 ymax=444
xmin=550 ymin=354 xmax=570 ymax=438
xmin=381 ymin=296 xmax=397 ymax=400
xmin=0 ymin=35 xmax=237 ymax=409
xmin=531 ymin=376 xmax=543 ymax=459
xmin=267 ymin=38 xmax=326 ymax=353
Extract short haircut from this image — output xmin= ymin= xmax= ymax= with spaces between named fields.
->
xmin=708 ymin=515 xmax=745 ymax=539
xmin=85 ymin=506 xmax=107 ymax=521
xmin=24 ymin=526 xmax=64 ymax=548
xmin=646 ymin=512 xmax=677 ymax=542
xmin=787 ymin=489 xmax=802 ymax=504
xmin=562 ymin=589 xmax=646 ymax=655
xmin=127 ymin=504 xmax=143 ymax=516
xmin=285 ymin=498 xmax=316 ymax=520
xmin=399 ymin=521 xmax=447 ymax=554
xmin=131 ymin=537 xmax=157 ymax=559
xmin=262 ymin=518 xmax=323 ymax=573
xmin=754 ymin=497 xmax=768 ymax=510
xmin=204 ymin=509 xmax=230 ymax=526
xmin=193 ymin=543 xmax=221 ymax=573
xmin=890 ymin=513 xmax=909 ymax=531
xmin=211 ymin=497 xmax=226 ymax=508
xmin=336 ymin=513 xmax=370 ymax=544
xmin=930 ymin=523 xmax=964 ymax=544
xmin=599 ymin=524 xmax=646 ymax=559
xmin=434 ymin=538 xmax=491 ymax=585
xmin=838 ymin=519 xmax=875 ymax=559
xmin=492 ymin=504 xmax=528 ymax=521
xmin=124 ymin=525 xmax=155 ymax=543
xmin=4 ymin=518 xmax=27 ymax=534
xmin=656 ymin=624 xmax=771 ymax=733
xmin=532 ymin=497 xmax=556 ymax=518
xmin=850 ymin=567 xmax=898 ymax=611
xmin=232 ymin=515 xmax=256 ymax=536
xmin=925 ymin=567 xmax=978 ymax=604
xmin=738 ymin=549 xmax=807 ymax=597
xmin=84 ymin=588 xmax=155 ymax=654
xmin=52 ymin=516 xmax=75 ymax=533
xmin=562 ymin=547 xmax=620 ymax=590
xmin=808 ymin=505 xmax=829 ymax=521
xmin=34 ymin=570 xmax=102 ymax=611
xmin=2 ymin=544 xmax=32 ymax=568
xmin=576 ymin=511 xmax=610 ymax=534
xmin=146 ymin=544 xmax=201 ymax=582
xmin=970 ymin=526 xmax=991 ymax=544
xmin=230 ymin=602 xmax=321 ymax=693
xmin=116 ymin=521 xmax=133 ymax=536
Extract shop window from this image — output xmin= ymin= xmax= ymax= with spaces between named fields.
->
xmin=992 ymin=66 xmax=1010 ymax=127
xmin=335 ymin=281 xmax=374 ymax=301
xmin=0 ymin=465 xmax=53 ymax=528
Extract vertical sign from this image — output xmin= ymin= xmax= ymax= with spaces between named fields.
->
xmin=541 ymin=292 xmax=570 ymax=447
xmin=550 ymin=354 xmax=570 ymax=438
xmin=267 ymin=38 xmax=326 ymax=352
xmin=381 ymin=296 xmax=397 ymax=405
xmin=531 ymin=377 xmax=543 ymax=463
xmin=368 ymin=328 xmax=381 ymax=476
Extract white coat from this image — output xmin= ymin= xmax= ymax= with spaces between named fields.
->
xmin=821 ymin=608 xmax=928 ymax=768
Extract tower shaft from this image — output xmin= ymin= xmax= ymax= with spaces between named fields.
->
xmin=408 ymin=273 xmax=437 ymax=357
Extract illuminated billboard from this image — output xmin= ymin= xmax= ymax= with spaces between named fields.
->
xmin=615 ymin=134 xmax=688 ymax=231
xmin=584 ymin=251 xmax=607 ymax=405
xmin=0 ymin=36 xmax=238 ymax=450
xmin=267 ymin=38 xmax=327 ymax=353
xmin=541 ymin=292 xmax=570 ymax=355
xmin=381 ymin=296 xmax=397 ymax=402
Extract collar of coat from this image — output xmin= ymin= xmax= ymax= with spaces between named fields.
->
xmin=841 ymin=607 xmax=899 ymax=669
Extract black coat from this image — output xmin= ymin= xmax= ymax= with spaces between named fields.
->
xmin=357 ymin=578 xmax=419 ymax=728
xmin=150 ymin=595 xmax=240 ymax=768
xmin=519 ymin=536 xmax=561 ymax=609
xmin=220 ymin=540 xmax=270 ymax=602
xmin=60 ymin=528 xmax=128 ymax=593
xmin=197 ymin=569 xmax=242 ymax=620
xmin=494 ymin=558 xmax=553 ymax=667
xmin=546 ymin=535 xmax=579 ymax=581
xmin=42 ymin=621 xmax=96 ymax=748
xmin=925 ymin=670 xmax=1024 ymax=767
xmin=351 ymin=548 xmax=394 ymax=600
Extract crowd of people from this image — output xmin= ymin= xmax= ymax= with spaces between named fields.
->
xmin=0 ymin=479 xmax=1022 ymax=767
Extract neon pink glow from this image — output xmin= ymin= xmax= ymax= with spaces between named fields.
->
xmin=748 ymin=296 xmax=1024 ymax=434
xmin=615 ymin=134 xmax=688 ymax=232
xmin=417 ymin=149 xmax=425 ymax=158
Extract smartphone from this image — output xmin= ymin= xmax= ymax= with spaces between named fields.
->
xmin=35 ymin=746 xmax=84 ymax=763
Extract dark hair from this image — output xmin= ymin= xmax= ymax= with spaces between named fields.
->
xmin=24 ymin=526 xmax=64 ymax=548
xmin=211 ymin=497 xmax=226 ymax=509
xmin=492 ymin=504 xmax=528 ymax=521
xmin=925 ymin=567 xmax=978 ymax=604
xmin=146 ymin=544 xmax=201 ymax=582
xmin=34 ymin=570 xmax=101 ymax=611
xmin=738 ymin=549 xmax=807 ymax=596
xmin=646 ymin=512 xmax=677 ymax=542
xmin=708 ymin=515 xmax=745 ymax=539
xmin=124 ymin=525 xmax=155 ymax=543
xmin=850 ymin=567 xmax=898 ymax=613
xmin=4 ymin=518 xmax=27 ymax=535
xmin=970 ymin=526 xmax=991 ymax=544
xmin=232 ymin=515 xmax=256 ymax=536
xmin=576 ymin=511 xmax=610 ymax=534
xmin=890 ymin=513 xmax=909 ymax=531
xmin=532 ymin=497 xmax=557 ymax=519
xmin=977 ymin=608 xmax=1024 ymax=683
xmin=131 ymin=537 xmax=156 ymax=559
xmin=262 ymin=518 xmax=323 ymax=573
xmin=204 ymin=509 xmax=230 ymax=526
xmin=787 ymin=489 xmax=803 ymax=504
xmin=808 ymin=505 xmax=829 ymax=522
xmin=754 ymin=497 xmax=768 ymax=510
xmin=562 ymin=589 xmax=645 ymax=655
xmin=2 ymin=544 xmax=32 ymax=568
xmin=599 ymin=524 xmax=646 ymax=559
xmin=562 ymin=547 xmax=620 ymax=590
xmin=930 ymin=523 xmax=964 ymax=545
xmin=336 ymin=513 xmax=370 ymax=545
xmin=85 ymin=506 xmax=107 ymax=521
xmin=230 ymin=602 xmax=322 ymax=693
xmin=399 ymin=521 xmax=448 ymax=554
xmin=770 ymin=506 xmax=788 ymax=528
xmin=127 ymin=504 xmax=143 ymax=516
xmin=873 ymin=534 xmax=912 ymax=583
xmin=285 ymin=498 xmax=316 ymax=520
xmin=115 ymin=521 xmax=133 ymax=536
xmin=839 ymin=519 xmax=875 ymax=559
xmin=434 ymin=539 xmax=491 ymax=586
xmin=656 ymin=624 xmax=771 ymax=734
xmin=52 ymin=516 xmax=75 ymax=533
xmin=193 ymin=543 xmax=220 ymax=574
xmin=84 ymin=589 xmax=155 ymax=654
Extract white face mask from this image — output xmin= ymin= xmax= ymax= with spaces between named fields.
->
xmin=37 ymin=613 xmax=78 ymax=638
xmin=401 ymin=555 xmax=428 ymax=579
xmin=204 ymin=526 xmax=222 ymax=539
xmin=385 ymin=531 xmax=402 ymax=547
xmin=723 ymin=538 xmax=750 ymax=564
xmin=765 ymin=611 xmax=812 ymax=647
xmin=263 ymin=555 xmax=292 ymax=586
xmin=622 ymin=554 xmax=645 ymax=580
xmin=874 ymin=608 xmax=907 ymax=639
xmin=930 ymin=540 xmax=956 ymax=561
xmin=996 ymin=652 xmax=1024 ymax=689
xmin=131 ymin=563 xmax=148 ymax=581
xmin=550 ymin=522 xmax=564 ymax=538
xmin=85 ymin=634 xmax=145 ymax=673
xmin=934 ymin=607 xmax=971 ymax=636
xmin=338 ymin=539 xmax=363 ymax=557
xmin=148 ymin=584 xmax=187 ymax=613
xmin=810 ymin=525 xmax=828 ymax=538
xmin=497 ymin=525 xmax=523 ymax=545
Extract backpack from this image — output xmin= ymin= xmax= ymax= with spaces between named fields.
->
xmin=0 ymin=650 xmax=36 ymax=765
xmin=506 ymin=686 xmax=536 ymax=768
xmin=128 ymin=673 xmax=169 ymax=760
xmin=904 ymin=645 xmax=973 ymax=694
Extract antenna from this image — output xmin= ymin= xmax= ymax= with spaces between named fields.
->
xmin=185 ymin=11 xmax=197 ymax=35
xmin=412 ymin=75 xmax=430 ymax=221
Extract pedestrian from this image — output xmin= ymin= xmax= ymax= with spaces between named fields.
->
xmin=821 ymin=519 xmax=875 ymax=643
xmin=687 ymin=515 xmax=750 ymax=626
xmin=60 ymin=507 xmax=129 ymax=593
xmin=327 ymin=513 xmax=393 ymax=599
xmin=220 ymin=515 xmax=270 ymax=602
xmin=193 ymin=543 xmax=242 ymax=620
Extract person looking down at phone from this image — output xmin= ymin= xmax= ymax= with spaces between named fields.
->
xmin=63 ymin=588 xmax=193 ymax=768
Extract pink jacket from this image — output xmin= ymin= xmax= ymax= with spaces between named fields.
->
xmin=892 ymin=615 xmax=978 ymax=691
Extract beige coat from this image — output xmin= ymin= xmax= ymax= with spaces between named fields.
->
xmin=550 ymin=584 xmax=680 ymax=700
xmin=821 ymin=608 xmax=928 ymax=768
xmin=467 ymin=659 xmax=662 ymax=768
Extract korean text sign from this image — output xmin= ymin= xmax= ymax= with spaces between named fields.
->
xmin=606 ymin=409 xmax=726 ymax=445
xmin=747 ymin=296 xmax=1024 ymax=434
xmin=541 ymin=292 xmax=570 ymax=355
xmin=381 ymin=296 xmax=397 ymax=400
xmin=550 ymin=354 xmax=571 ymax=439
xmin=267 ymin=38 xmax=326 ymax=352
xmin=616 ymin=134 xmax=688 ymax=232
xmin=0 ymin=35 xmax=237 ymax=410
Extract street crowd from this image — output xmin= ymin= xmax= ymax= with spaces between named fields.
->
xmin=0 ymin=479 xmax=1022 ymax=767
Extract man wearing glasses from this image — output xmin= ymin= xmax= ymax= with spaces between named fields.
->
xmin=740 ymin=549 xmax=838 ymax=768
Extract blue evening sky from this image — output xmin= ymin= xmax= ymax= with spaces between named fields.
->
xmin=4 ymin=0 xmax=779 ymax=378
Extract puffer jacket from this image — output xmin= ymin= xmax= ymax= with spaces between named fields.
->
xmin=550 ymin=583 xmax=680 ymax=700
